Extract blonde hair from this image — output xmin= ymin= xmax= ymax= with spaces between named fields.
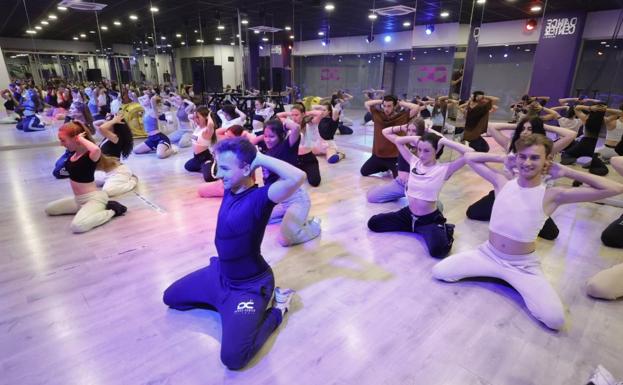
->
xmin=60 ymin=121 xmax=119 ymax=172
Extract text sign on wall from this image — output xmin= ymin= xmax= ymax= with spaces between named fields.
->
xmin=417 ymin=66 xmax=448 ymax=83
xmin=543 ymin=17 xmax=578 ymax=39
xmin=320 ymin=68 xmax=340 ymax=81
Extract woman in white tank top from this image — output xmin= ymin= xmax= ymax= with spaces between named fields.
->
xmin=367 ymin=119 xmax=474 ymax=258
xmin=433 ymin=134 xmax=623 ymax=330
xmin=597 ymin=105 xmax=623 ymax=160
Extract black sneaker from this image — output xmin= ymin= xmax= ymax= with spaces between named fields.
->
xmin=106 ymin=200 xmax=127 ymax=217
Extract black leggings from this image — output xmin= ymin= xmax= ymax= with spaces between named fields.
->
xmin=184 ymin=149 xmax=213 ymax=172
xmin=561 ymin=137 xmax=598 ymax=164
xmin=466 ymin=190 xmax=560 ymax=240
xmin=468 ymin=136 xmax=490 ymax=153
xmin=368 ymin=207 xmax=454 ymax=258
xmin=602 ymin=213 xmax=623 ymax=248
xmin=297 ymin=151 xmax=321 ymax=187
xmin=360 ymin=155 xmax=398 ymax=178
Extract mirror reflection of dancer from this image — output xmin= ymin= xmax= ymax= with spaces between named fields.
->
xmin=163 ymin=137 xmax=298 ymax=370
xmin=433 ymin=134 xmax=623 ymax=330
xmin=133 ymin=93 xmax=176 ymax=158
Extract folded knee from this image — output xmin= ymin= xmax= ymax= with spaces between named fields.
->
xmin=586 ymin=277 xmax=616 ymax=300
xmin=431 ymin=261 xmax=456 ymax=281
xmin=70 ymin=220 xmax=91 ymax=233
xmin=540 ymin=311 xmax=565 ymax=331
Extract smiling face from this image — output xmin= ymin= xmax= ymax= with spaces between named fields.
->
xmin=263 ymin=126 xmax=280 ymax=150
xmin=416 ymin=140 xmax=437 ymax=164
xmin=215 ymin=151 xmax=249 ymax=190
xmin=58 ymin=129 xmax=78 ymax=151
xmin=516 ymin=144 xmax=549 ymax=180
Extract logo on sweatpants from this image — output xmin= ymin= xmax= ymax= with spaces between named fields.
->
xmin=235 ymin=300 xmax=256 ymax=314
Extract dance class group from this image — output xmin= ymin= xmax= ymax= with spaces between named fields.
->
xmin=6 ymin=79 xmax=623 ymax=370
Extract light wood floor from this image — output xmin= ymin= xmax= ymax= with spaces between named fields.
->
xmin=1 ymin=118 xmax=622 ymax=385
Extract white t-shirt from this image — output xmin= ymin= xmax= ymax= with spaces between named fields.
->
xmin=558 ymin=117 xmax=582 ymax=133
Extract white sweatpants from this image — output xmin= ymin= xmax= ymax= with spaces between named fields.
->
xmin=269 ymin=188 xmax=320 ymax=247
xmin=432 ymin=241 xmax=565 ymax=330
xmin=45 ymin=190 xmax=115 ymax=233
xmin=587 ymin=263 xmax=623 ymax=300
xmin=95 ymin=164 xmax=138 ymax=197
xmin=597 ymin=146 xmax=620 ymax=161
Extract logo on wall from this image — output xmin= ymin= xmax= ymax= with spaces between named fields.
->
xmin=543 ymin=17 xmax=577 ymax=39
xmin=417 ymin=66 xmax=448 ymax=83
xmin=320 ymin=68 xmax=341 ymax=81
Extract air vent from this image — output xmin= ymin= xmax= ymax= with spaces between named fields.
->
xmin=59 ymin=0 xmax=107 ymax=11
xmin=373 ymin=5 xmax=416 ymax=16
xmin=248 ymin=26 xmax=282 ymax=33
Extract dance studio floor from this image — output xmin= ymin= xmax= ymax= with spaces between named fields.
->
xmin=1 ymin=116 xmax=622 ymax=385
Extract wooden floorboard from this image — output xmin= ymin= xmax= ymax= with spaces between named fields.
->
xmin=1 ymin=119 xmax=622 ymax=385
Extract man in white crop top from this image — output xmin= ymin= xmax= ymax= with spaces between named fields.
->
xmin=433 ymin=134 xmax=623 ymax=330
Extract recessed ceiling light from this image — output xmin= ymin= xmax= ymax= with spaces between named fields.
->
xmin=368 ymin=13 xmax=378 ymax=20
xmin=89 ymin=30 xmax=95 ymax=34
xmin=236 ymin=34 xmax=240 ymax=37
xmin=113 ymin=21 xmax=121 ymax=26
xmin=254 ymin=30 xmax=260 ymax=34
xmin=57 ymin=6 xmax=67 ymax=11
xmin=101 ymin=26 xmax=108 ymax=30
xmin=196 ymin=39 xmax=203 ymax=43
xmin=318 ymin=31 xmax=324 ymax=36
xmin=530 ymin=5 xmax=542 ymax=12
xmin=600 ymin=41 xmax=607 ymax=44
xmin=215 ymin=37 xmax=221 ymax=41
xmin=262 ymin=37 xmax=269 ymax=41
xmin=325 ymin=3 xmax=335 ymax=11
xmin=150 ymin=7 xmax=159 ymax=12
xmin=440 ymin=11 xmax=449 ymax=17
xmin=181 ymin=41 xmax=186 ymax=45
xmin=218 ymin=25 xmax=225 ymax=30
xmin=48 ymin=14 xmax=57 ymax=20
xmin=290 ymin=35 xmax=295 ymax=39
xmin=129 ymin=15 xmax=138 ymax=20
xmin=241 ymin=19 xmax=249 ymax=25
xmin=73 ymin=37 xmax=79 ymax=40
xmin=194 ymin=30 xmax=198 ymax=33
xmin=161 ymin=36 xmax=166 ymax=40
xmin=41 ymin=20 xmax=49 ymax=25
xmin=524 ymin=48 xmax=531 ymax=51
xmin=34 ymin=26 xmax=42 ymax=30
xmin=167 ymin=44 xmax=171 ymax=47
xmin=477 ymin=0 xmax=486 ymax=4
xmin=605 ymin=44 xmax=610 ymax=47
xmin=80 ymin=33 xmax=86 ymax=37
xmin=597 ymin=51 xmax=603 ymax=55
xmin=403 ymin=21 xmax=411 ymax=27
xmin=285 ymin=26 xmax=291 ymax=31
xmin=176 ymin=33 xmax=182 ymax=38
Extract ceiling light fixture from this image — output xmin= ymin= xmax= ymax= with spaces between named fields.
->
xmin=215 ymin=37 xmax=221 ymax=41
xmin=150 ymin=7 xmax=159 ymax=12
xmin=176 ymin=33 xmax=182 ymax=38
xmin=35 ymin=26 xmax=42 ymax=30
xmin=254 ymin=30 xmax=260 ymax=34
xmin=477 ymin=0 xmax=486 ymax=4
xmin=73 ymin=36 xmax=79 ymax=40
xmin=196 ymin=39 xmax=204 ymax=43
xmin=80 ymin=33 xmax=86 ymax=37
xmin=530 ymin=5 xmax=542 ymax=12
xmin=403 ymin=21 xmax=411 ymax=27
xmin=218 ymin=25 xmax=225 ymax=30
xmin=262 ymin=36 xmax=269 ymax=42
xmin=285 ymin=26 xmax=291 ymax=31
xmin=290 ymin=35 xmax=295 ymax=39
xmin=48 ymin=14 xmax=58 ymax=20
xmin=101 ymin=25 xmax=108 ymax=30
xmin=325 ymin=3 xmax=335 ymax=11
xmin=318 ymin=31 xmax=324 ymax=36
xmin=241 ymin=19 xmax=249 ymax=25
xmin=425 ymin=24 xmax=435 ymax=35
xmin=41 ymin=20 xmax=49 ymax=25
xmin=113 ymin=20 xmax=121 ymax=26
xmin=89 ymin=30 xmax=96 ymax=34
xmin=440 ymin=11 xmax=449 ymax=17
xmin=161 ymin=36 xmax=166 ymax=40
xmin=129 ymin=15 xmax=138 ymax=20
xmin=368 ymin=13 xmax=378 ymax=20
xmin=57 ymin=6 xmax=67 ymax=11
xmin=525 ymin=19 xmax=537 ymax=31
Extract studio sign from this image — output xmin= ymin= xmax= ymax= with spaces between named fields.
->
xmin=543 ymin=17 xmax=578 ymax=39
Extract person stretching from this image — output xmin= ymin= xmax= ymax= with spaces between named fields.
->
xmin=367 ymin=126 xmax=473 ymax=258
xmin=162 ymin=137 xmax=298 ymax=370
xmin=362 ymin=95 xmax=421 ymax=177
xmin=133 ymin=94 xmax=176 ymax=158
xmin=433 ymin=134 xmax=623 ymax=330
xmin=45 ymin=122 xmax=127 ymax=233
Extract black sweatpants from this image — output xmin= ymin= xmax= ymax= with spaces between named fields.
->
xmin=184 ymin=149 xmax=213 ymax=173
xmin=163 ymin=257 xmax=282 ymax=370
xmin=561 ymin=137 xmax=598 ymax=164
xmin=368 ymin=207 xmax=454 ymax=258
xmin=360 ymin=154 xmax=398 ymax=178
xmin=602 ymin=213 xmax=623 ymax=248
xmin=467 ymin=136 xmax=490 ymax=153
xmin=297 ymin=151 xmax=321 ymax=187
xmin=466 ymin=190 xmax=560 ymax=240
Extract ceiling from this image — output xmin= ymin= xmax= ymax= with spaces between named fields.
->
xmin=1 ymin=0 xmax=621 ymax=52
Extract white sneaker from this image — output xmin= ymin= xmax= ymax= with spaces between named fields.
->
xmin=587 ymin=365 xmax=622 ymax=385
xmin=273 ymin=287 xmax=295 ymax=314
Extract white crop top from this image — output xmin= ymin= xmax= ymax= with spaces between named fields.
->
xmin=405 ymin=157 xmax=449 ymax=202
xmin=489 ymin=179 xmax=547 ymax=242
xmin=218 ymin=111 xmax=245 ymax=129
xmin=606 ymin=120 xmax=623 ymax=142
xmin=192 ymin=125 xmax=213 ymax=147
xmin=300 ymin=122 xmax=320 ymax=149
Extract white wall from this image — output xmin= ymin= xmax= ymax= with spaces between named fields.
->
xmin=0 ymin=37 xmax=96 ymax=53
xmin=0 ymin=47 xmax=11 ymax=86
xmin=293 ymin=9 xmax=622 ymax=56
xmin=173 ymin=45 xmax=242 ymax=87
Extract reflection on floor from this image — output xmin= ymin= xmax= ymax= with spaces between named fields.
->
xmin=1 ymin=112 xmax=622 ymax=385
